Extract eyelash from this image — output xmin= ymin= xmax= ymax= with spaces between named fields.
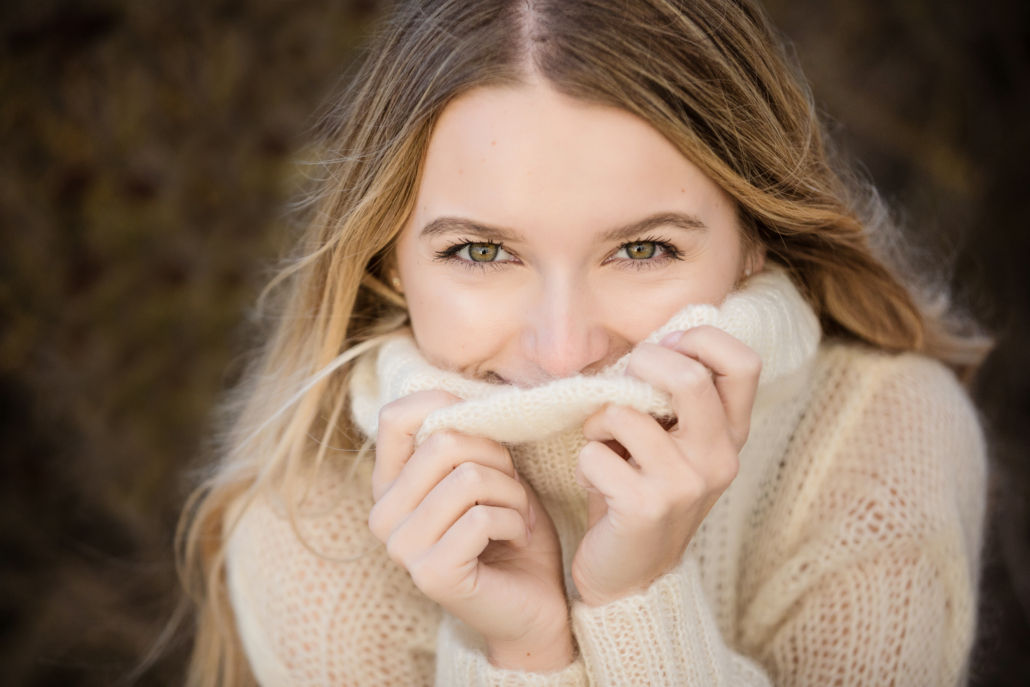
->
xmin=434 ymin=236 xmax=683 ymax=272
xmin=434 ymin=241 xmax=518 ymax=272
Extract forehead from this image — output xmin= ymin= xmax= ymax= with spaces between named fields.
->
xmin=416 ymin=81 xmax=731 ymax=236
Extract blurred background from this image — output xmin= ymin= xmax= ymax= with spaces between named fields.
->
xmin=0 ymin=0 xmax=1027 ymax=684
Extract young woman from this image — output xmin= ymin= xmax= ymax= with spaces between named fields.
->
xmin=178 ymin=1 xmax=990 ymax=685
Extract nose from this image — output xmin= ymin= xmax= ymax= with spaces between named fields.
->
xmin=522 ymin=276 xmax=610 ymax=379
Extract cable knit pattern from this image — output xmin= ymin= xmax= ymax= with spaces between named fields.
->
xmin=225 ymin=269 xmax=987 ymax=686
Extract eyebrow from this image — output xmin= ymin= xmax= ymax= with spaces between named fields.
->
xmin=597 ymin=212 xmax=707 ymax=243
xmin=419 ymin=211 xmax=707 ymax=243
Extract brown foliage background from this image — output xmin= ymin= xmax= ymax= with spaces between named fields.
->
xmin=0 ymin=0 xmax=1027 ymax=685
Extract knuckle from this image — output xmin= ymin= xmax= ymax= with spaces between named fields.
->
xmin=578 ymin=440 xmax=606 ymax=463
xmin=672 ymin=363 xmax=708 ymax=391
xmin=423 ymin=429 xmax=462 ymax=455
xmin=384 ymin=531 xmax=410 ymax=569
xmin=407 ymin=556 xmax=440 ymax=595
xmin=377 ymin=399 xmax=405 ymax=432
xmin=452 ymin=461 xmax=485 ymax=489
xmin=603 ymin=404 xmax=633 ymax=425
xmin=484 ymin=439 xmax=514 ymax=472
xmin=370 ymin=472 xmax=387 ymax=502
xmin=742 ymin=350 xmax=763 ymax=377
xmin=465 ymin=504 xmax=492 ymax=530
xmin=627 ymin=343 xmax=652 ymax=370
xmin=367 ymin=503 xmax=389 ymax=542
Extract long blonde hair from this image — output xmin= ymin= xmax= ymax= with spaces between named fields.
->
xmin=176 ymin=0 xmax=989 ymax=684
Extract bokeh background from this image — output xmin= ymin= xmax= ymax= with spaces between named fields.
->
xmin=1 ymin=0 xmax=1027 ymax=684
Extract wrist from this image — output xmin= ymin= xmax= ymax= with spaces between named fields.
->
xmin=486 ymin=624 xmax=575 ymax=673
xmin=575 ymin=568 xmax=669 ymax=608
xmin=573 ymin=567 xmax=646 ymax=608
xmin=574 ymin=555 xmax=683 ymax=608
xmin=577 ymin=582 xmax=644 ymax=608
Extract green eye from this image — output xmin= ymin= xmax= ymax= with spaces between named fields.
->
xmin=438 ymin=241 xmax=516 ymax=266
xmin=467 ymin=243 xmax=499 ymax=262
xmin=624 ymin=241 xmax=657 ymax=259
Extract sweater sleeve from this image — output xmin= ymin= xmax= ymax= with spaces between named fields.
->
xmin=225 ymin=461 xmax=442 ymax=686
xmin=434 ymin=612 xmax=589 ymax=686
xmin=571 ymin=557 xmax=771 ymax=685
xmin=568 ymin=351 xmax=987 ymax=687
xmin=740 ymin=353 xmax=988 ymax=686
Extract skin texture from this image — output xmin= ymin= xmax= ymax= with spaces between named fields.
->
xmin=369 ymin=78 xmax=764 ymax=672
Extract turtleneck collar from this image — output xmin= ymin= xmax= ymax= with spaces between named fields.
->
xmin=349 ymin=266 xmax=821 ymax=448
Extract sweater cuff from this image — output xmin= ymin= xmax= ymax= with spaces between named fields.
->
xmin=571 ymin=556 xmax=769 ymax=686
xmin=435 ymin=613 xmax=589 ymax=687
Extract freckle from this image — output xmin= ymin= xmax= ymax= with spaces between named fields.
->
xmin=491 ymin=140 xmax=497 ymax=145
xmin=680 ymin=188 xmax=685 ymax=193
xmin=481 ymin=158 xmax=486 ymax=162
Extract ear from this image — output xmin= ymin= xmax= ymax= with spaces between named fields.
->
xmin=377 ymin=249 xmax=404 ymax=294
xmin=389 ymin=271 xmax=404 ymax=294
xmin=749 ymin=245 xmax=766 ymax=275
xmin=740 ymin=242 xmax=766 ymax=280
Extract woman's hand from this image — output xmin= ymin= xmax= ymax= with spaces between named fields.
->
xmin=571 ymin=325 xmax=761 ymax=607
xmin=368 ymin=390 xmax=574 ymax=672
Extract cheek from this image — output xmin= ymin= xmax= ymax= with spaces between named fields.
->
xmin=591 ymin=235 xmax=743 ymax=341
xmin=405 ymin=274 xmax=520 ymax=369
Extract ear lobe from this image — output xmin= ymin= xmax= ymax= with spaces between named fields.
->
xmin=389 ymin=273 xmax=404 ymax=293
xmin=740 ymin=244 xmax=767 ymax=281
xmin=751 ymin=247 xmax=767 ymax=274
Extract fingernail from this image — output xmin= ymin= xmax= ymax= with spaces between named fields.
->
xmin=660 ymin=330 xmax=685 ymax=347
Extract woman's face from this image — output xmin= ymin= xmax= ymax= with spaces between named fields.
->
xmin=394 ymin=79 xmax=758 ymax=386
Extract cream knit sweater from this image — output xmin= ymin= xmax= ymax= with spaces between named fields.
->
xmin=226 ymin=269 xmax=987 ymax=686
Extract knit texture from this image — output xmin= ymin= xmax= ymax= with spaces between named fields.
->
xmin=225 ymin=269 xmax=987 ymax=686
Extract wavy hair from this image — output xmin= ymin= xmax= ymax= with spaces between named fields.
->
xmin=176 ymin=0 xmax=989 ymax=684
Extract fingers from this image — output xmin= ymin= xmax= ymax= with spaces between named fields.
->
xmin=408 ymin=505 xmax=529 ymax=598
xmin=663 ymin=325 xmax=761 ymax=442
xmin=627 ymin=325 xmax=761 ymax=449
xmin=384 ymin=462 xmax=531 ymax=558
xmin=579 ymin=404 xmax=738 ymax=501
xmin=373 ymin=390 xmax=463 ymax=500
xmin=578 ymin=374 xmax=742 ymax=508
xmin=575 ymin=438 xmax=639 ymax=497
xmin=626 ymin=343 xmax=726 ymax=444
xmin=368 ymin=430 xmax=516 ymax=542
xmin=580 ymin=405 xmax=676 ymax=473
xmin=402 ymin=430 xmax=517 ymax=484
